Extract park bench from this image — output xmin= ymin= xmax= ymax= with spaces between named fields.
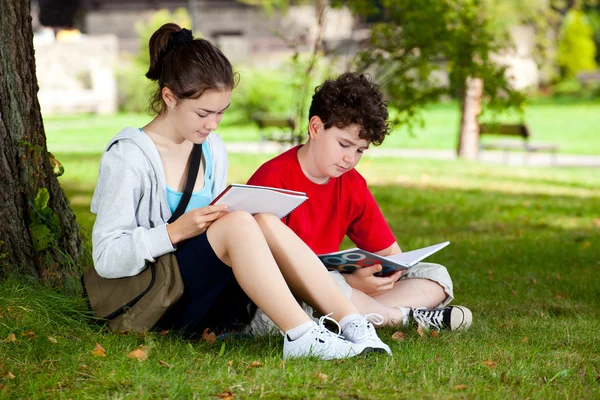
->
xmin=252 ymin=115 xmax=302 ymax=147
xmin=478 ymin=123 xmax=559 ymax=165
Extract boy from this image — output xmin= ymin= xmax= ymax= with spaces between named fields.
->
xmin=248 ymin=72 xmax=472 ymax=331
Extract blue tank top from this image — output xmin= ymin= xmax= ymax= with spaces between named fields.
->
xmin=166 ymin=142 xmax=213 ymax=213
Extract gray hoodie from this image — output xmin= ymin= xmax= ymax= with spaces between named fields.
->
xmin=90 ymin=127 xmax=228 ymax=278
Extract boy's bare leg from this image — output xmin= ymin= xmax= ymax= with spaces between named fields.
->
xmin=345 ymin=289 xmax=405 ymax=325
xmin=348 ymin=280 xmax=446 ymax=326
xmin=374 ymin=279 xmax=446 ymax=309
xmin=253 ymin=213 xmax=359 ymax=321
xmin=207 ymin=211 xmax=312 ymax=332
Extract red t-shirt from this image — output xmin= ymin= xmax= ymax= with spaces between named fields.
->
xmin=247 ymin=146 xmax=395 ymax=254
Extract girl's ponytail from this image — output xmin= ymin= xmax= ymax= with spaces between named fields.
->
xmin=145 ymin=23 xmax=183 ymax=81
xmin=144 ymin=23 xmax=236 ymax=116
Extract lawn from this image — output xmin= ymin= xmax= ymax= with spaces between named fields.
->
xmin=1 ymin=143 xmax=599 ymax=398
xmin=42 ymin=99 xmax=600 ymax=155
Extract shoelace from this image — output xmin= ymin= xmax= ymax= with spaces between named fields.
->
xmin=309 ymin=313 xmax=347 ymax=354
xmin=412 ymin=308 xmax=444 ymax=330
xmin=348 ymin=313 xmax=385 ymax=341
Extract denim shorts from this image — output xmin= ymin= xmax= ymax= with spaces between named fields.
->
xmin=156 ymin=232 xmax=253 ymax=336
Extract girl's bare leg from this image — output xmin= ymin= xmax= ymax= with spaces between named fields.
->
xmin=253 ymin=213 xmax=445 ymax=326
xmin=206 ymin=211 xmax=312 ymax=332
xmin=253 ymin=213 xmax=359 ymax=321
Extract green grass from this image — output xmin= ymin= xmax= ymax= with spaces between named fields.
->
xmin=43 ymin=99 xmax=600 ymax=155
xmin=1 ymin=125 xmax=600 ymax=398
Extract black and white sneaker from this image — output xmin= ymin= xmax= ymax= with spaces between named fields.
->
xmin=411 ymin=306 xmax=472 ymax=331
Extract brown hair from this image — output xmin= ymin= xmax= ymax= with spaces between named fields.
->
xmin=309 ymin=72 xmax=390 ymax=146
xmin=146 ymin=23 xmax=237 ymax=115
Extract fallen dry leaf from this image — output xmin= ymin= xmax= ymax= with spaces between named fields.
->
xmin=6 ymin=333 xmax=17 ymax=343
xmin=7 ymin=372 xmax=15 ymax=380
xmin=417 ymin=324 xmax=425 ymax=337
xmin=158 ymin=330 xmax=170 ymax=336
xmin=92 ymin=343 xmax=107 ymax=357
xmin=482 ymin=359 xmax=497 ymax=368
xmin=522 ymin=337 xmax=529 ymax=343
xmin=21 ymin=330 xmax=35 ymax=338
xmin=391 ymin=331 xmax=405 ymax=341
xmin=227 ymin=360 xmax=233 ymax=367
xmin=248 ymin=361 xmax=263 ymax=369
xmin=80 ymin=364 xmax=88 ymax=369
xmin=215 ymin=391 xmax=234 ymax=400
xmin=127 ymin=345 xmax=149 ymax=361
xmin=315 ymin=372 xmax=328 ymax=382
xmin=529 ymin=277 xmax=537 ymax=284
xmin=202 ymin=328 xmax=216 ymax=345
xmin=430 ymin=330 xmax=440 ymax=338
xmin=454 ymin=384 xmax=468 ymax=390
xmin=115 ymin=330 xmax=131 ymax=336
xmin=47 ymin=336 xmax=57 ymax=344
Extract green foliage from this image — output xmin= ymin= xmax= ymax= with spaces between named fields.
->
xmin=347 ymin=0 xmax=524 ymax=131
xmin=237 ymin=0 xmax=292 ymax=14
xmin=28 ymin=188 xmax=62 ymax=253
xmin=229 ymin=67 xmax=296 ymax=124
xmin=558 ymin=10 xmax=598 ymax=77
xmin=116 ymin=57 xmax=155 ymax=113
xmin=116 ymin=8 xmax=192 ymax=113
xmin=587 ymin=10 xmax=600 ymax=63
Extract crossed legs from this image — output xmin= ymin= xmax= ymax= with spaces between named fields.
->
xmin=206 ymin=211 xmax=359 ymax=332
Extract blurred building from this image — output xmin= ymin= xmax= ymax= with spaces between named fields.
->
xmin=78 ymin=0 xmax=354 ymax=65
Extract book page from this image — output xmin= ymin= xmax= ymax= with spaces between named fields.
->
xmin=385 ymin=241 xmax=450 ymax=267
xmin=212 ymin=184 xmax=308 ymax=219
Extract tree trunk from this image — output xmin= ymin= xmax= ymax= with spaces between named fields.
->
xmin=456 ymin=77 xmax=483 ymax=160
xmin=0 ymin=0 xmax=82 ymax=285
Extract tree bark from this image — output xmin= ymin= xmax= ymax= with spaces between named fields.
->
xmin=0 ymin=0 xmax=82 ymax=285
xmin=456 ymin=77 xmax=483 ymax=160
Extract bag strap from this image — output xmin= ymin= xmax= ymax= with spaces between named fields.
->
xmin=168 ymin=143 xmax=204 ymax=223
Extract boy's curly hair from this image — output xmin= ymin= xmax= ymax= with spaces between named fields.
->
xmin=308 ymin=72 xmax=390 ymax=146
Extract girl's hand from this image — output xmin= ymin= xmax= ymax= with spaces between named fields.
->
xmin=166 ymin=205 xmax=229 ymax=245
xmin=344 ymin=264 xmax=404 ymax=296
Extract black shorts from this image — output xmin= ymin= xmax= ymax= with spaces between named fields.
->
xmin=157 ymin=231 xmax=254 ymax=336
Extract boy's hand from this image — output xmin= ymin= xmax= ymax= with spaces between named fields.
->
xmin=345 ymin=264 xmax=404 ymax=296
xmin=166 ymin=205 xmax=229 ymax=245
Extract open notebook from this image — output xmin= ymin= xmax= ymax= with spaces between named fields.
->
xmin=319 ymin=241 xmax=450 ymax=276
xmin=210 ymin=184 xmax=308 ymax=219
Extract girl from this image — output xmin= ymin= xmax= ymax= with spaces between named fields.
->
xmin=90 ymin=23 xmax=390 ymax=360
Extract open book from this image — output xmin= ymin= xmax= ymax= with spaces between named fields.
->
xmin=210 ymin=183 xmax=308 ymax=219
xmin=318 ymin=241 xmax=450 ymax=276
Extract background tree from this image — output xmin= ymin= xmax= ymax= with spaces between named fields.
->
xmin=344 ymin=0 xmax=525 ymax=159
xmin=0 ymin=0 xmax=83 ymax=287
xmin=557 ymin=9 xmax=598 ymax=76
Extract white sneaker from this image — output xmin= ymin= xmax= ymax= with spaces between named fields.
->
xmin=283 ymin=314 xmax=367 ymax=360
xmin=341 ymin=314 xmax=392 ymax=356
xmin=411 ymin=305 xmax=472 ymax=331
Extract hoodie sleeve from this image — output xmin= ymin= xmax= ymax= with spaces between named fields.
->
xmin=91 ymin=144 xmax=175 ymax=279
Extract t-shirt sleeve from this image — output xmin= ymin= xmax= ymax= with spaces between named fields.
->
xmin=346 ymin=181 xmax=396 ymax=253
